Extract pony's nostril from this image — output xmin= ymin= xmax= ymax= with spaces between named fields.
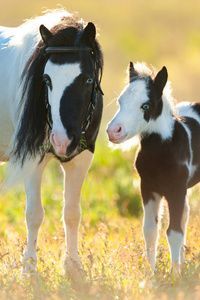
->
xmin=117 ymin=126 xmax=122 ymax=133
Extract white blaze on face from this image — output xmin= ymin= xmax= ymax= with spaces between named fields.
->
xmin=108 ymin=79 xmax=149 ymax=142
xmin=44 ymin=61 xmax=81 ymax=156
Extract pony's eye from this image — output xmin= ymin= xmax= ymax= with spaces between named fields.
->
xmin=141 ymin=103 xmax=150 ymax=111
xmin=86 ymin=78 xmax=93 ymax=85
xmin=43 ymin=75 xmax=51 ymax=87
xmin=44 ymin=78 xmax=50 ymax=85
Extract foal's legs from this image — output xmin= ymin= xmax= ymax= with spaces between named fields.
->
xmin=142 ymin=191 xmax=162 ymax=271
xmin=166 ymin=191 xmax=187 ymax=274
xmin=22 ymin=158 xmax=49 ymax=273
xmin=61 ymin=150 xmax=93 ymax=268
xmin=180 ymin=197 xmax=190 ymax=265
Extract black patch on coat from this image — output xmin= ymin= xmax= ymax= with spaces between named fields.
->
xmin=143 ymin=78 xmax=164 ymax=122
xmin=183 ymin=114 xmax=200 ymax=188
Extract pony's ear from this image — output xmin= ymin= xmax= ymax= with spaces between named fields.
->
xmin=129 ymin=61 xmax=138 ymax=82
xmin=154 ymin=66 xmax=168 ymax=96
xmin=83 ymin=22 xmax=96 ymax=45
xmin=39 ymin=25 xmax=53 ymax=45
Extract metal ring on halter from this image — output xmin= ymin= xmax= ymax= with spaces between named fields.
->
xmin=82 ymin=120 xmax=90 ymax=134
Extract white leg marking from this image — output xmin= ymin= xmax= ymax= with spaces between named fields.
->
xmin=61 ymin=150 xmax=93 ymax=265
xmin=167 ymin=230 xmax=184 ymax=274
xmin=180 ymin=197 xmax=190 ymax=265
xmin=143 ymin=193 xmax=162 ymax=271
xmin=22 ymin=157 xmax=49 ymax=273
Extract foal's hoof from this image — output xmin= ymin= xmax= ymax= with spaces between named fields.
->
xmin=64 ymin=257 xmax=85 ymax=282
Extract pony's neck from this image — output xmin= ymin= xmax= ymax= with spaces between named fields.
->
xmin=140 ymin=94 xmax=175 ymax=141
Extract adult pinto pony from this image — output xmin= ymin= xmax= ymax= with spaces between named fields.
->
xmin=107 ymin=62 xmax=200 ymax=274
xmin=0 ymin=10 xmax=103 ymax=273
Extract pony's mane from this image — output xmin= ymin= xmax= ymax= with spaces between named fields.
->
xmin=11 ymin=9 xmax=103 ymax=165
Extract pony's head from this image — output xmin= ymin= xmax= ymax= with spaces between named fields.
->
xmin=40 ymin=22 xmax=102 ymax=157
xmin=107 ymin=62 xmax=168 ymax=144
xmin=14 ymin=15 xmax=103 ymax=163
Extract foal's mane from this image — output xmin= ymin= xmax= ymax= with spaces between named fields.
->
xmin=129 ymin=62 xmax=173 ymax=99
xmin=129 ymin=62 xmax=176 ymax=114
xmin=12 ymin=11 xmax=103 ymax=165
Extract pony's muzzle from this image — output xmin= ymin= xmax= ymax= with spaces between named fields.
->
xmin=50 ymin=132 xmax=72 ymax=156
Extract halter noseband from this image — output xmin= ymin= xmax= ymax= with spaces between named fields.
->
xmin=44 ymin=46 xmax=103 ymax=135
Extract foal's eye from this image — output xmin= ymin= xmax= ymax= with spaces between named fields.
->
xmin=141 ymin=103 xmax=150 ymax=111
xmin=86 ymin=78 xmax=93 ymax=85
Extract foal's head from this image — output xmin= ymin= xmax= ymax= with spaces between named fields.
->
xmin=107 ymin=62 xmax=168 ymax=144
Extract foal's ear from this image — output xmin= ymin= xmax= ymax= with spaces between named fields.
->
xmin=39 ymin=25 xmax=53 ymax=45
xmin=83 ymin=22 xmax=96 ymax=45
xmin=154 ymin=66 xmax=168 ymax=96
xmin=129 ymin=61 xmax=138 ymax=82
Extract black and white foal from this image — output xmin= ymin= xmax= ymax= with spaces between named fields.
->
xmin=107 ymin=62 xmax=200 ymax=273
xmin=0 ymin=10 xmax=103 ymax=273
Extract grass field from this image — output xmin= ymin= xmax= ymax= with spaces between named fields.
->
xmin=0 ymin=148 xmax=200 ymax=299
xmin=0 ymin=0 xmax=200 ymax=299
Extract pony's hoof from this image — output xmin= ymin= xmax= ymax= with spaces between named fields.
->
xmin=64 ymin=257 xmax=85 ymax=281
xmin=171 ymin=261 xmax=181 ymax=277
xmin=21 ymin=254 xmax=37 ymax=274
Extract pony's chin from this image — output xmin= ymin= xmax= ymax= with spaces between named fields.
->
xmin=57 ymin=148 xmax=78 ymax=158
xmin=108 ymin=134 xmax=128 ymax=144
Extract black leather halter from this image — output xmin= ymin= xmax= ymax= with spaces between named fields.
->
xmin=44 ymin=46 xmax=103 ymax=135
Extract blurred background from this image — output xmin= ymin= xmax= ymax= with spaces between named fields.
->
xmin=1 ymin=0 xmax=200 ymax=231
xmin=2 ymin=0 xmax=200 ymax=126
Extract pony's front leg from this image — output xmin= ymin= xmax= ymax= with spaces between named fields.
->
xmin=142 ymin=189 xmax=162 ymax=272
xmin=61 ymin=150 xmax=93 ymax=271
xmin=22 ymin=158 xmax=49 ymax=273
